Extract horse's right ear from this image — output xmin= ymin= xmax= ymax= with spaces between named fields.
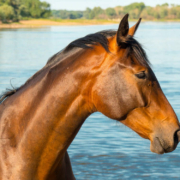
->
xmin=116 ymin=14 xmax=129 ymax=46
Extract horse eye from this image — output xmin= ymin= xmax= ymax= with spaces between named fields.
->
xmin=135 ymin=71 xmax=146 ymax=79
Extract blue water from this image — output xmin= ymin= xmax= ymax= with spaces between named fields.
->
xmin=0 ymin=22 xmax=180 ymax=179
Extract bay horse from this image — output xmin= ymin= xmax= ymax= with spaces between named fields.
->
xmin=0 ymin=14 xmax=180 ymax=180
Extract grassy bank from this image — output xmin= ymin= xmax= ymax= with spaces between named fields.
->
xmin=1 ymin=18 xmax=180 ymax=29
xmin=0 ymin=19 xmax=119 ymax=29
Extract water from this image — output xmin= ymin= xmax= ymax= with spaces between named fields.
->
xmin=0 ymin=22 xmax=180 ymax=179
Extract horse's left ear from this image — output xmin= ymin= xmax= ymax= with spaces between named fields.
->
xmin=116 ymin=14 xmax=129 ymax=45
xmin=128 ymin=18 xmax=142 ymax=36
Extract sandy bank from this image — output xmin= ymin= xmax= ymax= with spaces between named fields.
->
xmin=0 ymin=19 xmax=119 ymax=29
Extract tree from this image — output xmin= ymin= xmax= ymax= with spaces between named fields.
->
xmin=88 ymin=7 xmax=104 ymax=19
xmin=89 ymin=10 xmax=95 ymax=19
xmin=40 ymin=1 xmax=51 ymax=18
xmin=170 ymin=7 xmax=177 ymax=16
xmin=129 ymin=8 xmax=139 ymax=19
xmin=161 ymin=3 xmax=169 ymax=7
xmin=0 ymin=4 xmax=14 ymax=22
xmin=58 ymin=10 xmax=69 ymax=19
xmin=4 ymin=0 xmax=20 ymax=21
xmin=160 ymin=8 xmax=168 ymax=18
xmin=19 ymin=4 xmax=29 ymax=17
xmin=20 ymin=0 xmax=51 ymax=18
xmin=124 ymin=2 xmax=145 ymax=13
xmin=106 ymin=8 xmax=116 ymax=18
xmin=83 ymin=8 xmax=91 ymax=19
xmin=123 ymin=2 xmax=145 ymax=18
xmin=0 ymin=0 xmax=51 ymax=22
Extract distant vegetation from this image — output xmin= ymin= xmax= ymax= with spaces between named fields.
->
xmin=1 ymin=2 xmax=180 ymax=23
xmin=52 ymin=3 xmax=180 ymax=20
xmin=0 ymin=0 xmax=51 ymax=23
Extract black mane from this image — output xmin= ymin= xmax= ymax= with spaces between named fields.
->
xmin=0 ymin=30 xmax=149 ymax=104
xmin=46 ymin=30 xmax=116 ymax=65
xmin=64 ymin=30 xmax=116 ymax=53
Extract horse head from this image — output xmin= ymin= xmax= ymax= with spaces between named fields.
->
xmin=91 ymin=14 xmax=180 ymax=154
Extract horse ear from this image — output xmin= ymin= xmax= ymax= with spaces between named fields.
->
xmin=128 ymin=18 xmax=142 ymax=36
xmin=116 ymin=14 xmax=129 ymax=45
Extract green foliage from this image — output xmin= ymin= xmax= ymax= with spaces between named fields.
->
xmin=51 ymin=10 xmax=83 ymax=19
xmin=0 ymin=4 xmax=14 ymax=22
xmin=89 ymin=7 xmax=104 ymax=19
xmin=159 ymin=8 xmax=168 ymax=18
xmin=51 ymin=2 xmax=180 ymax=20
xmin=106 ymin=8 xmax=116 ymax=18
xmin=161 ymin=3 xmax=169 ymax=7
xmin=21 ymin=0 xmax=51 ymax=18
xmin=123 ymin=2 xmax=145 ymax=19
xmin=2 ymin=1 xmax=180 ymax=22
xmin=40 ymin=1 xmax=51 ymax=18
xmin=52 ymin=7 xmax=104 ymax=20
xmin=83 ymin=8 xmax=91 ymax=19
xmin=124 ymin=2 xmax=145 ymax=12
xmin=0 ymin=0 xmax=51 ymax=22
xmin=54 ymin=2 xmax=180 ymax=20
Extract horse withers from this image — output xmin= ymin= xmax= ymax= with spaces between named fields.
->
xmin=0 ymin=14 xmax=179 ymax=180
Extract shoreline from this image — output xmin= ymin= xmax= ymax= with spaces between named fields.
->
xmin=1 ymin=19 xmax=180 ymax=29
xmin=0 ymin=19 xmax=119 ymax=29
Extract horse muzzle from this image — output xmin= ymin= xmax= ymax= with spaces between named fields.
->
xmin=150 ymin=129 xmax=180 ymax=154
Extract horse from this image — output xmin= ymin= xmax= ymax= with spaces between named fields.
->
xmin=0 ymin=14 xmax=180 ymax=180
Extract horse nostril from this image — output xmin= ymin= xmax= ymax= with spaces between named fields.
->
xmin=177 ymin=130 xmax=180 ymax=142
xmin=174 ymin=130 xmax=180 ymax=144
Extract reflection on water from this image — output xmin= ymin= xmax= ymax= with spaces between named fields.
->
xmin=0 ymin=23 xmax=180 ymax=179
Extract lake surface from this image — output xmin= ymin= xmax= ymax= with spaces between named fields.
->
xmin=0 ymin=22 xmax=180 ymax=179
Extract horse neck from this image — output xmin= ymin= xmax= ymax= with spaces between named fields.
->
xmin=0 ymin=48 xmax=103 ymax=178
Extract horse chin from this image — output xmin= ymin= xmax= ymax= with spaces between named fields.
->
xmin=150 ymin=137 xmax=165 ymax=154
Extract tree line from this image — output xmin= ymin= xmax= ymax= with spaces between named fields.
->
xmin=52 ymin=3 xmax=180 ymax=20
xmin=0 ymin=0 xmax=51 ymax=22
xmin=1 ymin=2 xmax=180 ymax=23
